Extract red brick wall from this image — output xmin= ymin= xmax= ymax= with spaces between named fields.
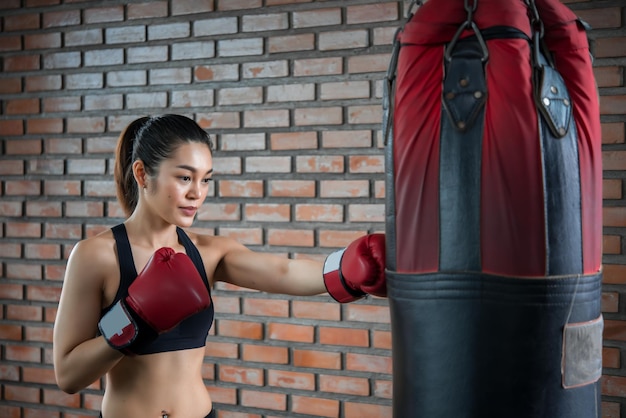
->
xmin=0 ymin=1 xmax=624 ymax=417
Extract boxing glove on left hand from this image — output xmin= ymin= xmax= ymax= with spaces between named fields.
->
xmin=323 ymin=233 xmax=387 ymax=303
xmin=98 ymin=247 xmax=211 ymax=353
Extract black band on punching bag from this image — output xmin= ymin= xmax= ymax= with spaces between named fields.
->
xmin=534 ymin=51 xmax=584 ymax=275
xmin=439 ymin=38 xmax=487 ymax=271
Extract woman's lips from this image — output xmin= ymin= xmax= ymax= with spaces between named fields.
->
xmin=180 ymin=206 xmax=197 ymax=217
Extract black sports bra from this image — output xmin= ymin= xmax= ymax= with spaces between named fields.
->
xmin=100 ymin=224 xmax=214 ymax=354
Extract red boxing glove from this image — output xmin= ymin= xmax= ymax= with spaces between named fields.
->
xmin=323 ymin=234 xmax=387 ymax=303
xmin=98 ymin=247 xmax=211 ymax=353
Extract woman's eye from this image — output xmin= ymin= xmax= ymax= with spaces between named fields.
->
xmin=202 ymin=178 xmax=213 ymax=184
xmin=179 ymin=176 xmax=191 ymax=182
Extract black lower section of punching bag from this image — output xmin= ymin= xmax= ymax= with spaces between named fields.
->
xmin=387 ymin=271 xmax=602 ymax=418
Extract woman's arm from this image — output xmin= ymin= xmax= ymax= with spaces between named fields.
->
xmin=210 ymin=234 xmax=387 ymax=300
xmin=212 ymin=237 xmax=326 ymax=295
xmin=53 ymin=239 xmax=124 ymax=394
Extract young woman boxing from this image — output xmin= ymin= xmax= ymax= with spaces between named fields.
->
xmin=52 ymin=114 xmax=386 ymax=418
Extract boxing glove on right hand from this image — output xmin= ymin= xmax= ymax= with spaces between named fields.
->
xmin=98 ymin=247 xmax=211 ymax=353
xmin=323 ymin=234 xmax=387 ymax=303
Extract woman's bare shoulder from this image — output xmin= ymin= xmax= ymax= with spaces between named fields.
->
xmin=67 ymin=228 xmax=118 ymax=272
xmin=184 ymin=228 xmax=245 ymax=252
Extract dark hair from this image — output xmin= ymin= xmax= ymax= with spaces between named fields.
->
xmin=114 ymin=114 xmax=214 ymax=216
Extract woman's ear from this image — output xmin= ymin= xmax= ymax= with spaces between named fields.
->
xmin=132 ymin=160 xmax=147 ymax=189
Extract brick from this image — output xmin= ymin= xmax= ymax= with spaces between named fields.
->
xmin=0 ymin=202 xmax=24 ymax=217
xmin=107 ymin=70 xmax=147 ymax=87
xmin=128 ymin=2 xmax=168 ymax=19
xmin=27 ymin=160 xmax=64 ymax=175
xmin=268 ymin=180 xmax=316 ymax=198
xmin=172 ymin=0 xmax=214 ymax=15
xmin=6 ymin=98 xmax=40 ymax=115
xmin=171 ymin=89 xmax=214 ymax=108
xmin=26 ymin=201 xmax=62 ymax=217
xmin=24 ymin=32 xmax=61 ymax=49
xmin=67 ymin=116 xmax=106 ymax=133
xmin=245 ymin=204 xmax=290 ymax=222
xmin=243 ymin=60 xmax=289 ymax=79
xmin=25 ymin=74 xmax=62 ymax=91
xmin=268 ymin=322 xmax=314 ymax=343
xmin=270 ymin=131 xmax=318 ymax=150
xmin=293 ymin=8 xmax=341 ymax=28
xmin=603 ymin=234 xmax=621 ymax=255
xmin=197 ymin=111 xmax=241 ymax=129
xmin=345 ymin=402 xmax=393 ymax=418
xmin=105 ymin=26 xmax=146 ymax=44
xmin=296 ymin=155 xmax=344 ymax=173
xmin=319 ymin=29 xmax=368 ymax=51
xmin=84 ymin=48 xmax=124 ymax=66
xmin=267 ymin=229 xmax=314 ymax=247
xmin=66 ymin=72 xmax=104 ymax=90
xmin=347 ymin=352 xmax=392 ymax=373
xmin=602 ymin=291 xmax=619 ymax=313
xmin=604 ymin=179 xmax=622 ymax=199
xmin=577 ymin=8 xmax=622 ymax=29
xmin=43 ymin=96 xmax=81 ymax=112
xmin=0 ymin=35 xmax=22 ymax=51
xmin=148 ymin=22 xmax=190 ymax=40
xmin=43 ymin=9 xmax=80 ymax=28
xmin=348 ymin=53 xmax=391 ymax=73
xmin=347 ymin=3 xmax=398 ymax=24
xmin=246 ymin=156 xmax=291 ymax=173
xmin=348 ymin=204 xmax=384 ymax=222
xmin=346 ymin=304 xmax=390 ymax=323
xmin=84 ymin=5 xmax=124 ymax=24
xmin=5 ymin=180 xmax=41 ymax=196
xmin=292 ymin=395 xmax=339 ymax=417
xmin=65 ymin=28 xmax=102 ymax=46
xmin=0 ymin=77 xmax=23 ymax=94
xmin=267 ymin=83 xmax=315 ymax=102
xmin=320 ymin=326 xmax=369 ymax=347
xmin=217 ymin=0 xmax=263 ymax=10
xmin=195 ymin=63 xmax=239 ymax=82
xmin=349 ymin=155 xmax=384 ymax=173
xmin=321 ymin=80 xmax=370 ymax=100
xmin=43 ymin=51 xmax=81 ymax=69
xmin=292 ymin=300 xmax=340 ymax=320
xmin=127 ymin=92 xmax=168 ymax=109
xmin=242 ymin=344 xmax=289 ymax=364
xmin=269 ymin=33 xmax=314 ymax=53
xmin=219 ymin=365 xmax=264 ymax=386
xmin=603 ymin=347 xmax=621 ymax=369
xmin=295 ymin=106 xmax=343 ymax=126
xmin=150 ymin=67 xmax=192 ymax=85
xmin=218 ymin=38 xmax=264 ymax=57
xmin=295 ymin=204 xmax=343 ymax=222
xmin=373 ymin=26 xmax=398 ymax=45
xmin=242 ymin=13 xmax=289 ymax=32
xmin=205 ymin=383 xmax=237 ymax=405
xmin=293 ymin=349 xmax=341 ymax=370
xmin=602 ymin=122 xmax=625 ymax=144
xmin=5 ymin=13 xmax=40 ymax=31
xmin=6 ymin=262 xmax=42 ymax=280
xmin=594 ymin=66 xmax=622 ymax=88
xmin=602 ymin=263 xmax=626 ymax=284
xmin=5 ymin=384 xmax=39 ymax=402
xmin=603 ymin=375 xmax=626 ymax=397
xmin=172 ymin=41 xmax=215 ymax=60
xmin=204 ymin=341 xmax=239 ymax=359
xmin=319 ymin=374 xmax=369 ymax=395
xmin=601 ymin=95 xmax=626 ymax=115
xmin=218 ymin=86 xmax=263 ymax=106
xmin=217 ymin=180 xmax=262 ymax=198
xmin=320 ymin=180 xmax=369 ymax=198
xmin=194 ymin=17 xmax=238 ymax=36
xmin=127 ymin=45 xmax=168 ymax=63
xmin=217 ymin=319 xmax=263 ymax=339
xmin=604 ymin=207 xmax=626 ymax=227
xmin=65 ymin=201 xmax=104 ymax=217
xmin=373 ymin=330 xmax=392 ymax=350
xmin=6 ymin=139 xmax=41 ymax=155
xmin=6 ymin=221 xmax=41 ymax=238
xmin=4 ymin=54 xmax=40 ymax=72
xmin=294 ymin=57 xmax=342 ymax=76
xmin=267 ymin=369 xmax=315 ymax=390
xmin=5 ymin=344 xmax=41 ymax=362
xmin=241 ymin=389 xmax=286 ymax=411
xmin=218 ymin=227 xmax=263 ymax=245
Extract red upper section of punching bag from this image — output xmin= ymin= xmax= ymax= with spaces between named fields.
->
xmin=392 ymin=0 xmax=601 ymax=276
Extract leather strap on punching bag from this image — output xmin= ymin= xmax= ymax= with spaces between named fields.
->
xmin=384 ymin=0 xmax=603 ymax=416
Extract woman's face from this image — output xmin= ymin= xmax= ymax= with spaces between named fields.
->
xmin=147 ymin=141 xmax=213 ymax=227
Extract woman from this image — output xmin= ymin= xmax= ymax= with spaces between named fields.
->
xmin=52 ymin=114 xmax=386 ymax=418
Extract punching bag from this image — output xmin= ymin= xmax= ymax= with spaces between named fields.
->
xmin=383 ymin=0 xmax=603 ymax=416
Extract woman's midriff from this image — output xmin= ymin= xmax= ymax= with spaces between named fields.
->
xmin=101 ymin=347 xmax=212 ymax=418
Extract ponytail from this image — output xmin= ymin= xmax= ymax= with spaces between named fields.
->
xmin=114 ymin=116 xmax=150 ymax=217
